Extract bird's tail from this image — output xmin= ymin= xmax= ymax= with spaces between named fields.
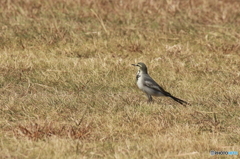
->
xmin=169 ymin=95 xmax=190 ymax=106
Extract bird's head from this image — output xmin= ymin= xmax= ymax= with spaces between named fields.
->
xmin=132 ymin=62 xmax=148 ymax=73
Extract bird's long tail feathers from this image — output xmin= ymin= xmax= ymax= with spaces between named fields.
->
xmin=169 ymin=95 xmax=190 ymax=106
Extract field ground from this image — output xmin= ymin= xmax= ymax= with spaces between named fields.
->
xmin=0 ymin=0 xmax=240 ymax=158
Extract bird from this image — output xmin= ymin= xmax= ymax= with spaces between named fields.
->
xmin=132 ymin=62 xmax=190 ymax=106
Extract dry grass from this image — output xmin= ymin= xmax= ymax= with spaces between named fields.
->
xmin=0 ymin=0 xmax=240 ymax=158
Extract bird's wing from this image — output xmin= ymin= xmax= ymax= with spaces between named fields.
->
xmin=143 ymin=76 xmax=170 ymax=94
xmin=144 ymin=80 xmax=161 ymax=90
xmin=143 ymin=76 xmax=190 ymax=106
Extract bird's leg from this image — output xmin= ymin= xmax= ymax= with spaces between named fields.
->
xmin=147 ymin=94 xmax=153 ymax=103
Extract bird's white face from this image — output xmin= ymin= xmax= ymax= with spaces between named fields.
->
xmin=132 ymin=63 xmax=143 ymax=68
xmin=138 ymin=64 xmax=143 ymax=70
xmin=132 ymin=63 xmax=139 ymax=66
xmin=132 ymin=63 xmax=147 ymax=73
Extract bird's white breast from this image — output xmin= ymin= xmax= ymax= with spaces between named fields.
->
xmin=136 ymin=71 xmax=145 ymax=90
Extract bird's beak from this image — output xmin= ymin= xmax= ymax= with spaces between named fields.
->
xmin=132 ymin=64 xmax=137 ymax=66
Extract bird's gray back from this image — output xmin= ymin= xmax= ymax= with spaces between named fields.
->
xmin=142 ymin=74 xmax=167 ymax=94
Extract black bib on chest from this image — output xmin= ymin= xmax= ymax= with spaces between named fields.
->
xmin=136 ymin=74 xmax=140 ymax=81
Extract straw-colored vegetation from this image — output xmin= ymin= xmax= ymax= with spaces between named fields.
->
xmin=0 ymin=0 xmax=239 ymax=158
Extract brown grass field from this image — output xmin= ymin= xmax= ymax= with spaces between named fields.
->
xmin=0 ymin=0 xmax=240 ymax=158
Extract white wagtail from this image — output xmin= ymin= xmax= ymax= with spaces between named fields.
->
xmin=132 ymin=62 xmax=190 ymax=106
